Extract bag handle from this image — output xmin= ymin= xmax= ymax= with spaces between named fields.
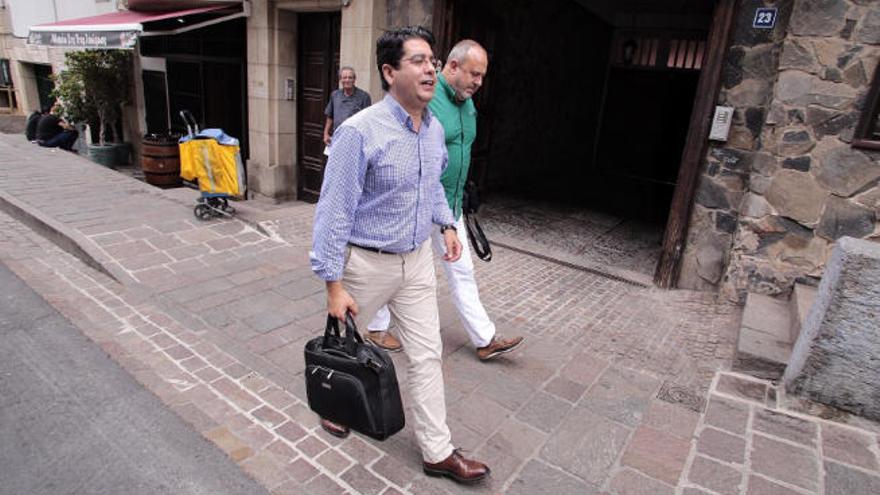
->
xmin=465 ymin=213 xmax=492 ymax=262
xmin=323 ymin=312 xmax=364 ymax=355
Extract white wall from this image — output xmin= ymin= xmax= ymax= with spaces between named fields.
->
xmin=6 ymin=0 xmax=117 ymax=38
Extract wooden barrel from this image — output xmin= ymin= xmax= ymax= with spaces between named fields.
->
xmin=142 ymin=136 xmax=182 ymax=187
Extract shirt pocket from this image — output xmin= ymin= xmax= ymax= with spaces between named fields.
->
xmin=419 ymin=146 xmax=444 ymax=183
xmin=372 ymin=154 xmax=418 ymax=189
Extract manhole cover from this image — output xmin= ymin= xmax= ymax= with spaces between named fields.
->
xmin=657 ymin=381 xmax=706 ymax=413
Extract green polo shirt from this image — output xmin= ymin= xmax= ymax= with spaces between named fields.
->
xmin=429 ymin=73 xmax=477 ymax=220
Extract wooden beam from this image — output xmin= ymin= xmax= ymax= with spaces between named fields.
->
xmin=654 ymin=0 xmax=738 ymax=288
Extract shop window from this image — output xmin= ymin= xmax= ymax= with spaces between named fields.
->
xmin=854 ymin=63 xmax=880 ymax=150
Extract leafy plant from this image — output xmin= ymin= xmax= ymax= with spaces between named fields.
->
xmin=52 ymin=50 xmax=131 ymax=145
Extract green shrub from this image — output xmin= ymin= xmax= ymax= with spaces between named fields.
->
xmin=52 ymin=50 xmax=131 ymax=145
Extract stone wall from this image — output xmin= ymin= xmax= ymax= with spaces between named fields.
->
xmin=680 ymin=0 xmax=880 ymax=302
xmin=386 ymin=0 xmax=433 ymax=28
xmin=679 ymin=0 xmax=795 ymax=294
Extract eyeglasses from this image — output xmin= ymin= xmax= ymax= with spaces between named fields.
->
xmin=402 ymin=54 xmax=439 ymax=69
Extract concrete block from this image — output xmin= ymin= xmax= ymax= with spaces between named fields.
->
xmin=735 ymin=293 xmax=793 ymax=378
xmin=784 ymin=237 xmax=880 ymax=420
xmin=741 ymin=293 xmax=790 ymax=337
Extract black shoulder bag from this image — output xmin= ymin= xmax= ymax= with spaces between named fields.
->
xmin=462 ymin=180 xmax=492 ymax=262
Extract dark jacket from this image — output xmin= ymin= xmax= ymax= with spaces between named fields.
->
xmin=35 ymin=114 xmax=63 ymax=142
xmin=25 ymin=111 xmax=42 ymax=141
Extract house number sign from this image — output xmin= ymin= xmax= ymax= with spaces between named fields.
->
xmin=753 ymin=8 xmax=777 ymax=29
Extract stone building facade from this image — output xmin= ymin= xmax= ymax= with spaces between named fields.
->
xmin=254 ymin=0 xmax=880 ymax=302
xmin=245 ymin=0 xmax=432 ymax=198
xmin=678 ymin=0 xmax=880 ymax=302
xmin=3 ymin=0 xmax=878 ymax=301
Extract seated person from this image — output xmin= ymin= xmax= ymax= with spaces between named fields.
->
xmin=36 ymin=103 xmax=78 ymax=151
xmin=25 ymin=106 xmax=47 ymax=142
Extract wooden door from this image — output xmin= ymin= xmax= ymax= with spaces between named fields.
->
xmin=297 ymin=12 xmax=341 ymax=203
xmin=655 ymin=0 xmax=737 ymax=287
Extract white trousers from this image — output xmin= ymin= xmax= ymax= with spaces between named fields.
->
xmin=368 ymin=216 xmax=496 ymax=348
xmin=342 ymin=241 xmax=454 ymax=463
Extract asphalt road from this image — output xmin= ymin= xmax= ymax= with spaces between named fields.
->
xmin=0 ymin=261 xmax=269 ymax=495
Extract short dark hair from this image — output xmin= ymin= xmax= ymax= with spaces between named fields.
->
xmin=376 ymin=26 xmax=435 ymax=91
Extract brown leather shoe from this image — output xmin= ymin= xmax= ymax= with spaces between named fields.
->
xmin=320 ymin=418 xmax=350 ymax=438
xmin=477 ymin=334 xmax=524 ymax=361
xmin=423 ymin=449 xmax=490 ymax=484
xmin=367 ymin=331 xmax=402 ymax=353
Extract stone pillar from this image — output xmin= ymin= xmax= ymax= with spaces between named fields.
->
xmin=784 ymin=237 xmax=880 ymax=420
xmin=341 ymin=0 xmax=387 ymax=102
xmin=247 ymin=0 xmax=297 ymax=199
xmin=248 ymin=0 xmax=387 ymax=199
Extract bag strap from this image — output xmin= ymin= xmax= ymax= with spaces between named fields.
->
xmin=465 ymin=213 xmax=492 ymax=262
xmin=323 ymin=312 xmax=364 ymax=356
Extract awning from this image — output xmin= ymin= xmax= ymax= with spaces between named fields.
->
xmin=27 ymin=3 xmax=248 ymax=49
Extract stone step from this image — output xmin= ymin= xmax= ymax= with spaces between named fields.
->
xmin=789 ymin=283 xmax=818 ymax=343
xmin=734 ymin=292 xmax=793 ymax=380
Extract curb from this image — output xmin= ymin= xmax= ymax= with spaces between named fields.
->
xmin=0 ymin=189 xmax=133 ymax=285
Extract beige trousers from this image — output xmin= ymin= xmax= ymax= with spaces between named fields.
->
xmin=342 ymin=241 xmax=454 ymax=463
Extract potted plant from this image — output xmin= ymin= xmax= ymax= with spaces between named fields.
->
xmin=53 ymin=49 xmax=132 ymax=167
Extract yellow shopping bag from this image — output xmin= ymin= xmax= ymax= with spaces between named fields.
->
xmin=179 ymin=134 xmax=245 ymax=197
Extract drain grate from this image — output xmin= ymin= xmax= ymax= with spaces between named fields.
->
xmin=657 ymin=381 xmax=706 ymax=413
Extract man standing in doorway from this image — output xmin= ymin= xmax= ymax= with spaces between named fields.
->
xmin=310 ymin=26 xmax=490 ymax=484
xmin=368 ymin=40 xmax=524 ymax=361
xmin=322 ymin=66 xmax=371 ymax=146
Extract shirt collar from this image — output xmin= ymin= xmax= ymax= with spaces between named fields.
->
xmin=437 ymin=73 xmax=463 ymax=105
xmin=383 ymin=93 xmax=433 ymax=130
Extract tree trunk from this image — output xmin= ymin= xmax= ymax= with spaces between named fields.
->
xmin=98 ymin=108 xmax=107 ymax=146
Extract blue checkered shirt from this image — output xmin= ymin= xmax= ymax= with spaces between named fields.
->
xmin=310 ymin=94 xmax=456 ymax=281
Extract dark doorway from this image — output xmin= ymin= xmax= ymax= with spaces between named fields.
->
xmin=296 ymin=12 xmax=341 ymax=203
xmin=34 ymin=64 xmax=55 ymax=112
xmin=143 ymin=70 xmax=169 ymax=135
xmin=140 ymin=19 xmax=248 ymax=157
xmin=434 ymin=0 xmax=721 ymax=282
xmin=593 ymin=31 xmax=705 ymax=223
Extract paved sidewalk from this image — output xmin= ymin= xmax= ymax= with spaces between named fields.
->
xmin=2 ymin=133 xmax=878 ymax=494
xmin=0 ymin=260 xmax=269 ymax=495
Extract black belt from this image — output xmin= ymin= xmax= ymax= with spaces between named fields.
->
xmin=350 ymin=243 xmax=411 ymax=255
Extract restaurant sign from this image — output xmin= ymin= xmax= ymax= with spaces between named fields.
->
xmin=27 ymin=30 xmax=138 ymax=49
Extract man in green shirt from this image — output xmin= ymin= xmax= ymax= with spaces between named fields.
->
xmin=368 ymin=40 xmax=524 ymax=361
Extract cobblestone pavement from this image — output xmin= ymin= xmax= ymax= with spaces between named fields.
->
xmin=478 ymin=195 xmax=663 ymax=281
xmin=262 ymin=210 xmax=738 ymax=394
xmin=2 ymin=133 xmax=879 ymax=494
xmin=681 ymin=373 xmax=880 ymax=495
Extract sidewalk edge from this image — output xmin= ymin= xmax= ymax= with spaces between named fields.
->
xmin=0 ymin=190 xmax=131 ymax=285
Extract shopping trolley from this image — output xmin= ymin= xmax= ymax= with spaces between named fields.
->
xmin=178 ymin=110 xmax=247 ymax=220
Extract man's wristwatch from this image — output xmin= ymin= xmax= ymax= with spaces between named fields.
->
xmin=439 ymin=224 xmax=457 ymax=233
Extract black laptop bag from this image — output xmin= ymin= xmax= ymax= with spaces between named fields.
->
xmin=304 ymin=313 xmax=405 ymax=440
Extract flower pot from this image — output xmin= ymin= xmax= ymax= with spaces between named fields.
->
xmin=88 ymin=142 xmax=131 ymax=168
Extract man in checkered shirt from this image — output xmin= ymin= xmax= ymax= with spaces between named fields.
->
xmin=310 ymin=26 xmax=490 ymax=485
